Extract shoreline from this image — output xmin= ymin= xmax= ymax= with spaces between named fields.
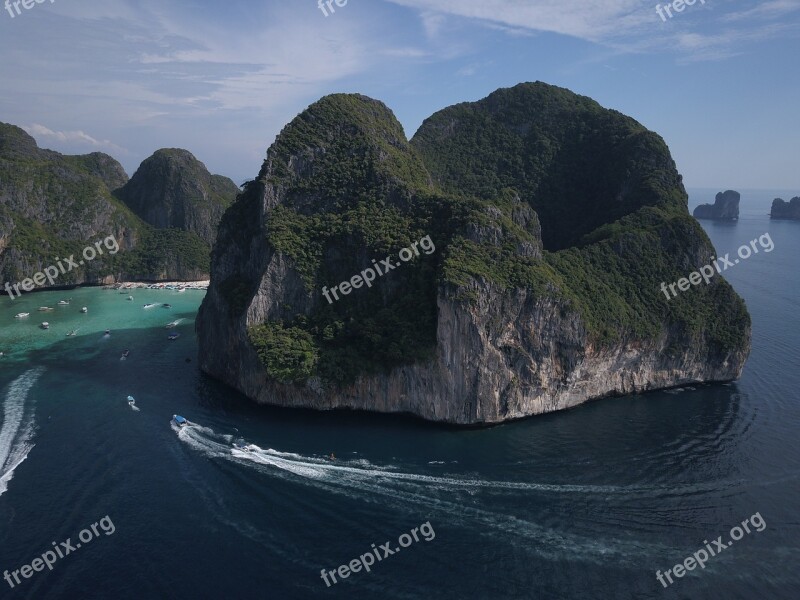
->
xmin=1 ymin=280 xmax=209 ymax=299
xmin=105 ymin=281 xmax=209 ymax=291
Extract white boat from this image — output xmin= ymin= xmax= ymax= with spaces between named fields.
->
xmin=165 ymin=319 xmax=181 ymax=329
xmin=14 ymin=313 xmax=29 ymax=318
xmin=143 ymin=303 xmax=158 ymax=309
xmin=58 ymin=300 xmax=70 ymax=305
xmin=40 ymin=322 xmax=50 ymax=330
xmin=127 ymin=296 xmax=134 ymax=301
xmin=80 ymin=307 xmax=88 ymax=313
xmin=38 ymin=307 xmax=54 ymax=312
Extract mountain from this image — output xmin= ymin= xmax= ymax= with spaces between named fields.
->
xmin=770 ymin=197 xmax=800 ymax=220
xmin=197 ymin=83 xmax=751 ymax=425
xmin=693 ymin=190 xmax=740 ymax=221
xmin=0 ymin=122 xmax=238 ymax=290
xmin=115 ymin=149 xmax=238 ymax=245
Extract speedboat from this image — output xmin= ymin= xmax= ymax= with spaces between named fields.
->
xmin=14 ymin=313 xmax=29 ymax=318
xmin=172 ymin=415 xmax=188 ymax=427
xmin=162 ymin=304 xmax=172 ymax=309
xmin=80 ymin=307 xmax=88 ymax=313
xmin=58 ymin=300 xmax=70 ymax=305
xmin=127 ymin=395 xmax=136 ymax=405
xmin=40 ymin=322 xmax=50 ymax=330
xmin=168 ymin=332 xmax=180 ymax=340
xmin=121 ymin=349 xmax=130 ymax=360
xmin=177 ymin=287 xmax=186 ymax=293
xmin=38 ymin=307 xmax=54 ymax=312
xmin=165 ymin=319 xmax=181 ymax=328
xmin=104 ymin=329 xmax=111 ymax=336
xmin=143 ymin=303 xmax=158 ymax=309
xmin=232 ymin=442 xmax=257 ymax=453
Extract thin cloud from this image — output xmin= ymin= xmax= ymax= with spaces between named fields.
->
xmin=22 ymin=124 xmax=128 ymax=155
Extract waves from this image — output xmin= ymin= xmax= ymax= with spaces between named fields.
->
xmin=0 ymin=367 xmax=45 ymax=497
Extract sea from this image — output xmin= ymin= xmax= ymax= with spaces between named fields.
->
xmin=0 ymin=189 xmax=798 ymax=600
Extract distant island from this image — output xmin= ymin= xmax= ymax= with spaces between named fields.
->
xmin=0 ymin=123 xmax=238 ymax=293
xmin=693 ymin=190 xmax=740 ymax=221
xmin=771 ymin=197 xmax=800 ymax=220
xmin=197 ymin=82 xmax=751 ymax=425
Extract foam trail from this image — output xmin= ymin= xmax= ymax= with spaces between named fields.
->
xmin=0 ymin=368 xmax=45 ymax=496
xmin=174 ymin=420 xmax=733 ymax=499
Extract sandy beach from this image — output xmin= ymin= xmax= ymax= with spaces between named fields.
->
xmin=105 ymin=281 xmax=210 ymax=291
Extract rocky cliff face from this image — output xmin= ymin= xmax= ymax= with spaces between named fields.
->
xmin=0 ymin=122 xmax=236 ymax=290
xmin=116 ymin=149 xmax=238 ymax=245
xmin=693 ymin=190 xmax=740 ymax=220
xmin=197 ymin=83 xmax=751 ymax=425
xmin=770 ymin=197 xmax=800 ymax=220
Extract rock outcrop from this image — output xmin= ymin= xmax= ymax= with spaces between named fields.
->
xmin=0 ymin=122 xmax=236 ymax=290
xmin=770 ymin=197 xmax=800 ymax=220
xmin=116 ymin=149 xmax=238 ymax=245
xmin=693 ymin=190 xmax=740 ymax=220
xmin=197 ymin=83 xmax=751 ymax=425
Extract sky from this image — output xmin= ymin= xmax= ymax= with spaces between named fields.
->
xmin=0 ymin=0 xmax=798 ymax=190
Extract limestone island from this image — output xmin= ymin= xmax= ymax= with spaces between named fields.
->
xmin=197 ymin=82 xmax=751 ymax=425
xmin=693 ymin=190 xmax=740 ymax=221
xmin=770 ymin=197 xmax=800 ymax=220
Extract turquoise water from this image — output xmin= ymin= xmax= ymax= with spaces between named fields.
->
xmin=0 ymin=191 xmax=799 ymax=599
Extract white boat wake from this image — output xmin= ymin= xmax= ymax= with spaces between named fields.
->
xmin=0 ymin=368 xmax=45 ymax=497
xmin=170 ymin=418 xmax=686 ymax=564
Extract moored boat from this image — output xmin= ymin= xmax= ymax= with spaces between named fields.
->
xmin=40 ymin=322 xmax=50 ymax=330
xmin=14 ymin=313 xmax=29 ymax=319
xmin=80 ymin=307 xmax=88 ymax=313
xmin=58 ymin=299 xmax=70 ymax=305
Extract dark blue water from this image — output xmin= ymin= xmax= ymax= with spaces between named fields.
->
xmin=1 ymin=190 xmax=799 ymax=599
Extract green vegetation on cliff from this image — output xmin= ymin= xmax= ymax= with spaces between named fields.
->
xmin=0 ymin=122 xmax=234 ymax=285
xmin=226 ymin=85 xmax=750 ymax=387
